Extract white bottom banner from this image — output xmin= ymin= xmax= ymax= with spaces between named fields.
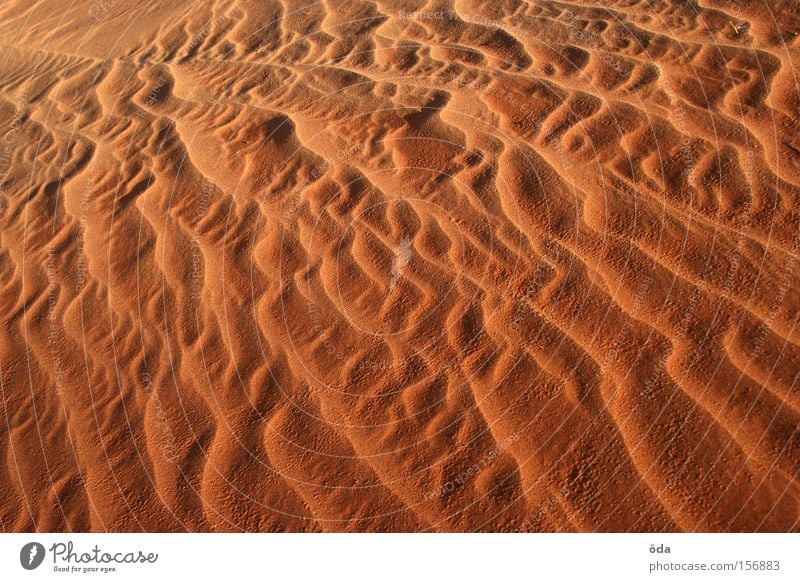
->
xmin=1 ymin=533 xmax=796 ymax=581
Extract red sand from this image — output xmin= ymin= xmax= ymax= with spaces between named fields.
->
xmin=0 ymin=0 xmax=798 ymax=531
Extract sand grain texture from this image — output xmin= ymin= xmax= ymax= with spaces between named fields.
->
xmin=0 ymin=0 xmax=799 ymax=531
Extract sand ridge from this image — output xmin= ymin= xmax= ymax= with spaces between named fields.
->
xmin=0 ymin=0 xmax=799 ymax=531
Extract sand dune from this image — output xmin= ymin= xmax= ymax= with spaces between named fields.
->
xmin=0 ymin=0 xmax=799 ymax=532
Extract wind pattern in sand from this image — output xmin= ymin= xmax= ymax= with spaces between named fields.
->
xmin=0 ymin=0 xmax=799 ymax=532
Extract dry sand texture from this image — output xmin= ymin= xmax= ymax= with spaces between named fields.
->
xmin=0 ymin=0 xmax=799 ymax=532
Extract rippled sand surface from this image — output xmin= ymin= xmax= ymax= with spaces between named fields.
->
xmin=1 ymin=0 xmax=799 ymax=531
